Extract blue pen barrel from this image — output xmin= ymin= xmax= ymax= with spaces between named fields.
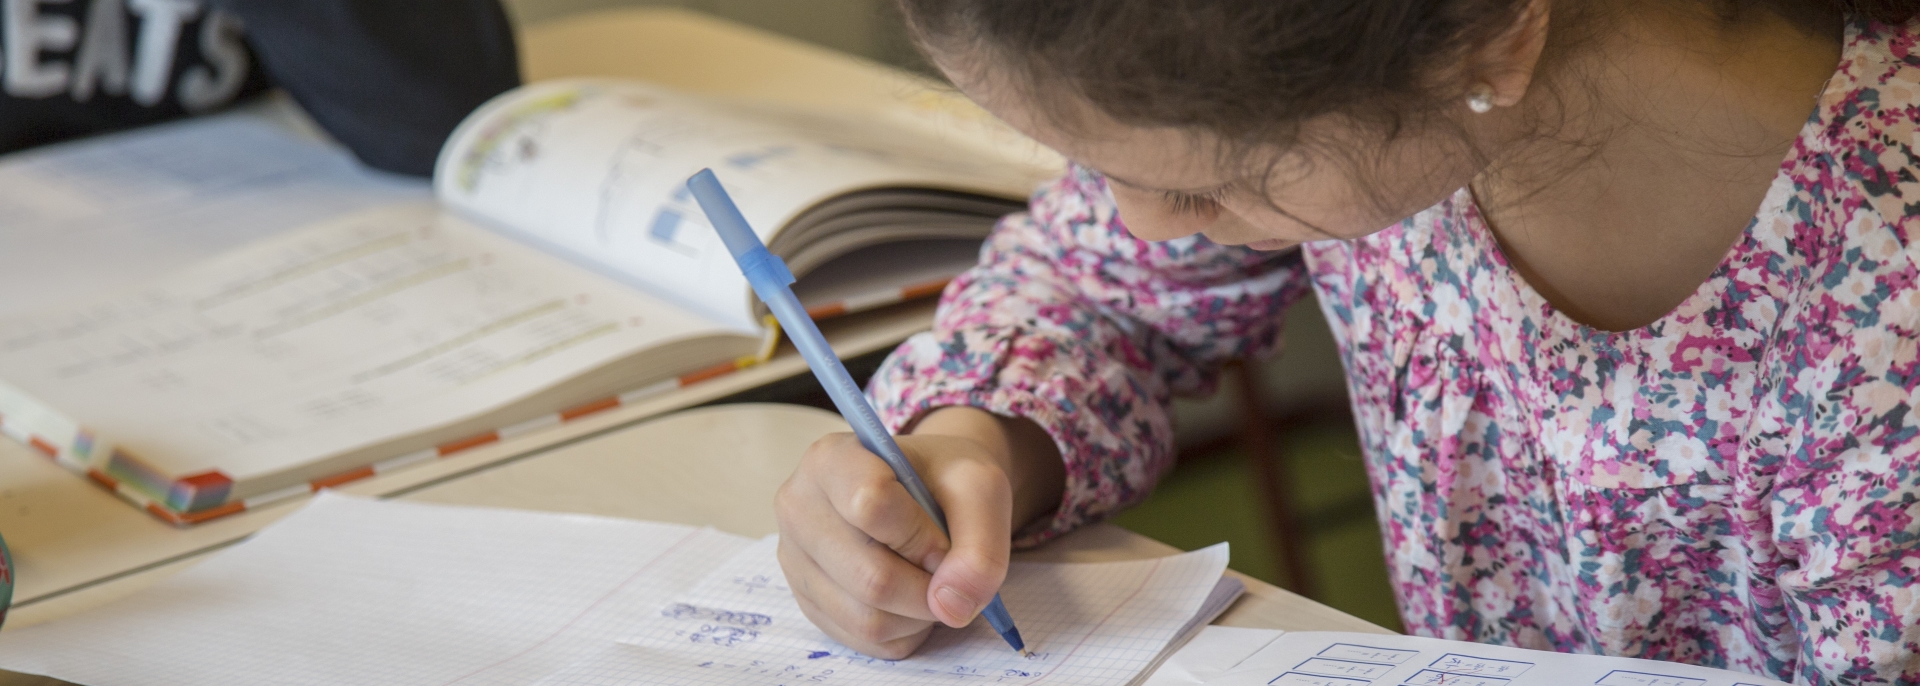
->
xmin=685 ymin=171 xmax=937 ymax=519
xmin=687 ymin=169 xmax=1026 ymax=653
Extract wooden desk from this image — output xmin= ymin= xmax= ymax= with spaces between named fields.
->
xmin=2 ymin=404 xmax=1384 ymax=685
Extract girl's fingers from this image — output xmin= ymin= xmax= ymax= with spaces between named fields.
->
xmin=922 ymin=456 xmax=1013 ymax=628
xmin=793 ymin=590 xmax=934 ymax=660
xmin=779 ymin=536 xmax=935 ymax=659
xmin=771 ymin=432 xmax=936 ymax=618
xmin=814 ymin=436 xmax=953 ymax=572
xmin=775 ymin=430 xmax=1020 ymax=639
xmin=781 ymin=470 xmax=940 ymax=622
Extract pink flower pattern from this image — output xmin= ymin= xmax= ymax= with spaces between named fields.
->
xmin=870 ymin=19 xmax=1920 ymax=685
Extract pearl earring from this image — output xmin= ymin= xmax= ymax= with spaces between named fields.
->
xmin=1467 ymin=84 xmax=1495 ymax=114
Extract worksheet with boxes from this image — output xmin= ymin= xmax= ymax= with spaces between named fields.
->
xmin=1203 ymin=631 xmax=1788 ymax=686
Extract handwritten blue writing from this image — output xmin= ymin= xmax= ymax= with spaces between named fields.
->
xmin=695 ymin=659 xmax=835 ymax=683
xmin=661 ymin=603 xmax=774 ymax=627
xmin=912 ymin=664 xmax=1047 ymax=682
xmin=1293 ymin=658 xmax=1397 ymax=680
xmin=1429 ymin=653 xmax=1534 ymax=678
xmin=1402 ymin=668 xmax=1512 ymax=686
xmin=733 ymin=574 xmax=788 ymax=595
xmin=676 ymin=624 xmax=759 ymax=647
xmin=1318 ymin=643 xmax=1420 ymax=665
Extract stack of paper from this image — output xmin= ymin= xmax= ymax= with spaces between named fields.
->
xmin=0 ymin=494 xmax=753 ymax=685
xmin=533 ymin=537 xmax=1237 ymax=686
xmin=0 ymin=494 xmax=1238 ymax=686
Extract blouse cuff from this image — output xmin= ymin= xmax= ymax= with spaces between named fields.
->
xmin=870 ymin=329 xmax=1172 ymax=549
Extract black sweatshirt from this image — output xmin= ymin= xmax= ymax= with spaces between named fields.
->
xmin=0 ymin=0 xmax=520 ymax=176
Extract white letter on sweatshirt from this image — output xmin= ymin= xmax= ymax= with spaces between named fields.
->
xmin=176 ymin=9 xmax=242 ymax=111
xmin=70 ymin=0 xmax=128 ymax=101
xmin=126 ymin=0 xmax=196 ymax=106
xmin=4 ymin=0 xmax=79 ymax=98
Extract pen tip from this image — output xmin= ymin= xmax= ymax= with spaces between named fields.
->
xmin=1021 ymin=649 xmax=1034 ymax=658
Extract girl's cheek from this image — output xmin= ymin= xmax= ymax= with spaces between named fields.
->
xmin=1235 ymin=194 xmax=1393 ymax=242
xmin=1223 ymin=204 xmax=1336 ymax=243
xmin=1107 ymin=187 xmax=1217 ymax=242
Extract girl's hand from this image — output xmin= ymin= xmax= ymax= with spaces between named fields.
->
xmin=773 ymin=407 xmax=1061 ymax=659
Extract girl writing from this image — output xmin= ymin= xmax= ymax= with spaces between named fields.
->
xmin=775 ymin=1 xmax=1920 ymax=682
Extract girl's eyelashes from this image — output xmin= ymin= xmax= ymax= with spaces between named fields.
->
xmin=1162 ymin=187 xmax=1230 ymax=217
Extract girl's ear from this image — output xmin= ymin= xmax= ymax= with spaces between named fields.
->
xmin=1472 ymin=0 xmax=1553 ymax=109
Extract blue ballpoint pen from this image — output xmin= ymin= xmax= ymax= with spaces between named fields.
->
xmin=687 ymin=168 xmax=1031 ymax=657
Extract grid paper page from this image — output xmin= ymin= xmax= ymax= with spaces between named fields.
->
xmin=1208 ymin=631 xmax=1792 ymax=686
xmin=0 ymin=493 xmax=751 ymax=686
xmin=531 ymin=537 xmax=1231 ymax=686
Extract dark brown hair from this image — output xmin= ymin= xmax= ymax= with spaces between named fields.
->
xmin=899 ymin=0 xmax=1918 ymax=160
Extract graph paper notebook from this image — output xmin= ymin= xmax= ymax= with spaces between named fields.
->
xmin=0 ymin=77 xmax=1049 ymax=525
xmin=531 ymin=537 xmax=1241 ymax=686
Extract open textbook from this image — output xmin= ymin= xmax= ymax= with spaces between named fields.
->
xmin=0 ymin=494 xmax=1240 ymax=686
xmin=0 ymin=79 xmax=1047 ymax=523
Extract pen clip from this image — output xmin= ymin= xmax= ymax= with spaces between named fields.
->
xmin=739 ymin=246 xmax=795 ymax=290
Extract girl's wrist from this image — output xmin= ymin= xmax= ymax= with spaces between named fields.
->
xmin=912 ymin=406 xmax=1065 ymax=533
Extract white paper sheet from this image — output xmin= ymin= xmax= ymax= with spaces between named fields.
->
xmin=1208 ymin=631 xmax=1791 ymax=686
xmin=531 ymin=538 xmax=1233 ymax=686
xmin=1141 ymin=626 xmax=1286 ymax=685
xmin=0 ymin=494 xmax=753 ymax=686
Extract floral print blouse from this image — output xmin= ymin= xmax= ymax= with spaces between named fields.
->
xmin=868 ymin=19 xmax=1920 ymax=686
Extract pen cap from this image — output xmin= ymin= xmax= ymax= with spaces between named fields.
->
xmin=687 ymin=169 xmax=795 ymax=294
xmin=687 ymin=169 xmax=763 ymax=263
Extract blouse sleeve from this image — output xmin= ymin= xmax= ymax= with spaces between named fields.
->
xmin=1770 ymin=291 xmax=1920 ymax=683
xmin=867 ymin=164 xmax=1314 ymax=547
xmin=1772 ymin=391 xmax=1920 ymax=684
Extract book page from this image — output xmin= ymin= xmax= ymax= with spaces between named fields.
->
xmin=433 ymin=79 xmax=1039 ymax=331
xmin=1208 ymin=631 xmax=1790 ymax=686
xmin=0 ymin=97 xmax=429 ymax=319
xmin=0 ymin=494 xmax=755 ymax=686
xmin=531 ymin=537 xmax=1232 ymax=686
xmin=0 ymin=204 xmax=738 ymax=489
